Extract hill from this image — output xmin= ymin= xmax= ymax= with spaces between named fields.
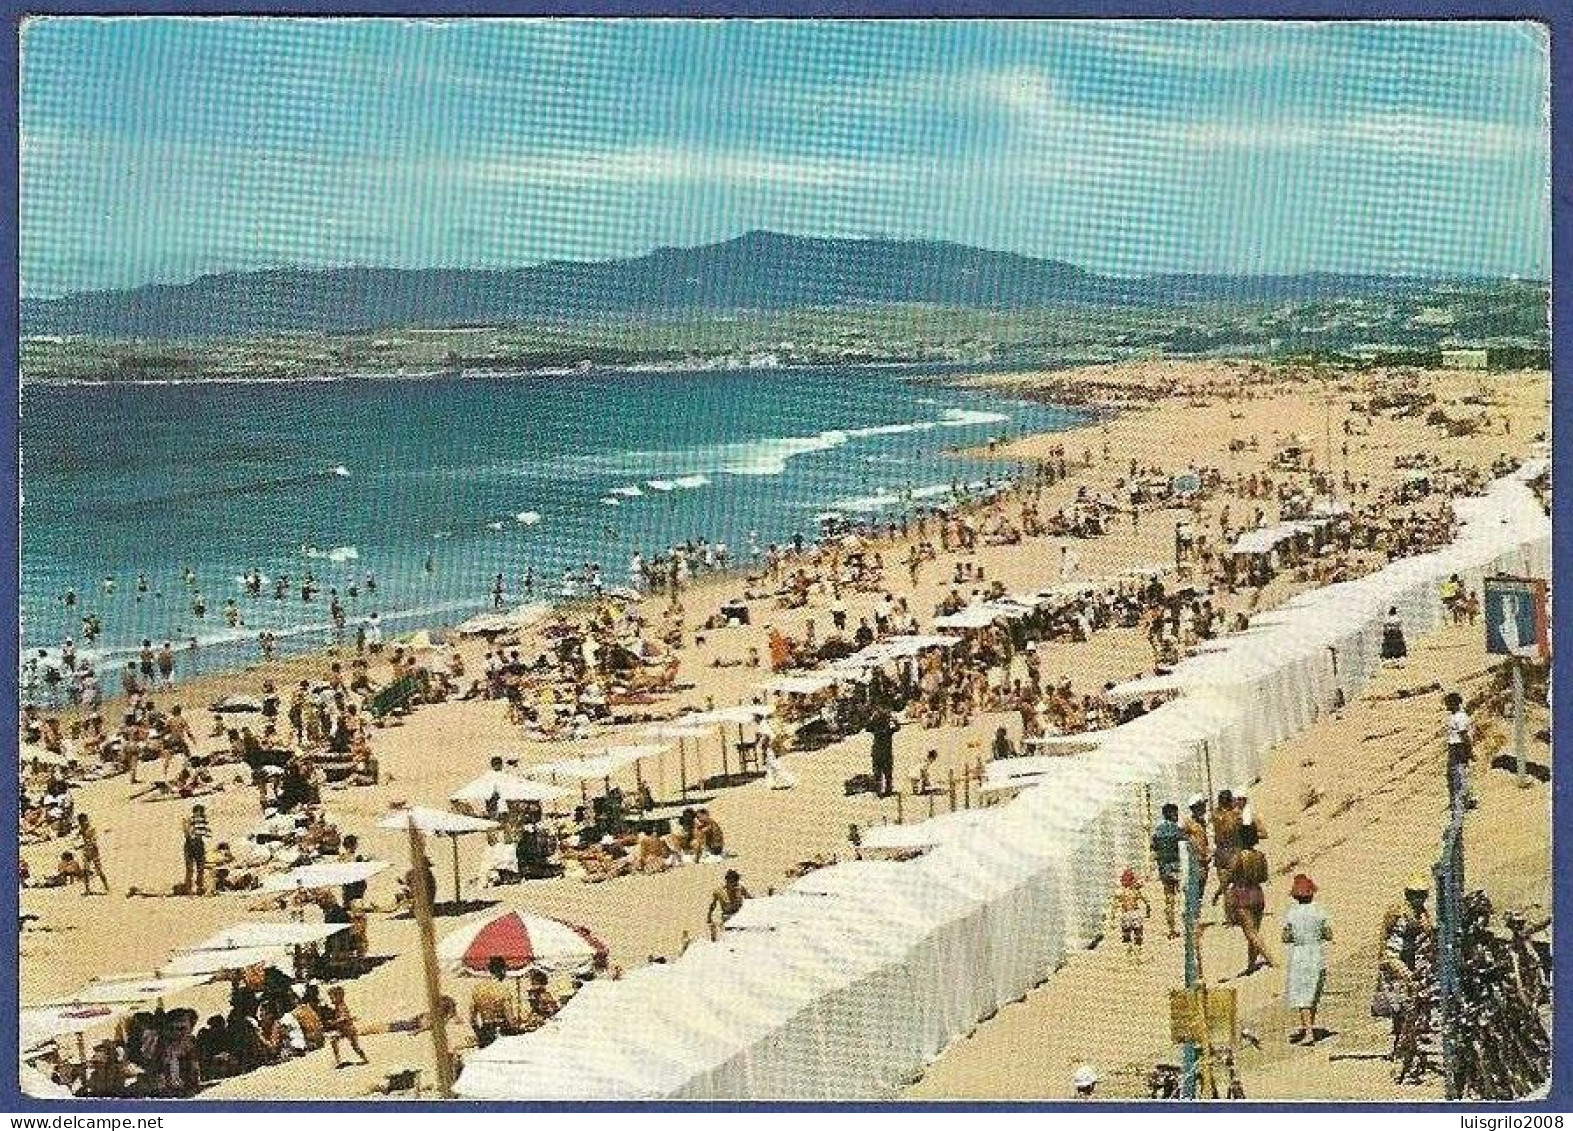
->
xmin=20 ymin=231 xmax=1442 ymax=340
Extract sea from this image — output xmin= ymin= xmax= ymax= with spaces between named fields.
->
xmin=19 ymin=364 xmax=1088 ymax=677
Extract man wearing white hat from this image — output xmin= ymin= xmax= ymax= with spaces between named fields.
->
xmin=1072 ymin=1064 xmax=1099 ymax=1098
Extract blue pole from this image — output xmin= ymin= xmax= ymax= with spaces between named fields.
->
xmin=1180 ymin=840 xmax=1202 ymax=1098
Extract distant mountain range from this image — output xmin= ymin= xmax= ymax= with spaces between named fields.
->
xmin=23 ymin=230 xmax=1463 ymax=341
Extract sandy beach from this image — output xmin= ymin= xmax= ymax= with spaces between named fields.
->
xmin=19 ymin=359 xmax=1551 ymax=1101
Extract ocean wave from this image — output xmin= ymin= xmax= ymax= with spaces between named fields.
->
xmin=836 ymin=490 xmax=905 ymax=513
xmin=843 ymin=421 xmax=938 ymax=439
xmin=303 ymin=544 xmax=360 ymax=563
xmin=600 ymin=498 xmax=621 ymax=506
xmin=515 ymin=511 xmax=542 ymax=526
xmin=544 ymin=404 xmax=1013 ymax=486
xmin=938 ymin=408 xmax=1009 ymax=427
xmin=486 ymin=521 xmax=505 ymax=531
xmin=329 ymin=465 xmax=351 ymax=478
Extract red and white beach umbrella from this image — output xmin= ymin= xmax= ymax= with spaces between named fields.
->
xmin=438 ymin=911 xmax=608 ymax=977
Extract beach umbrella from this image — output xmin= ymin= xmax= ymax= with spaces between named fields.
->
xmin=19 ymin=1062 xmax=73 ymax=1099
xmin=438 ymin=910 xmax=608 ymax=977
xmin=183 ymin=921 xmax=352 ymax=951
xmin=20 ymin=1004 xmax=123 ymax=1051
xmin=646 ymin=723 xmax=717 ymax=796
xmin=44 ymin=973 xmax=210 ymax=1008
xmin=378 ymin=807 xmax=499 ymax=905
xmin=680 ymin=705 xmax=774 ymax=781
xmin=450 ymin=771 xmax=570 ymax=807
xmin=525 ymin=745 xmax=667 ymax=803
xmin=259 ymin=858 xmax=389 ymax=893
xmin=160 ymin=922 xmax=354 ymax=977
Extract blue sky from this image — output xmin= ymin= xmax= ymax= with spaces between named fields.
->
xmin=19 ymin=19 xmax=1550 ymax=297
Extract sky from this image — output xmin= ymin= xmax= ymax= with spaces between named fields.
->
xmin=18 ymin=18 xmax=1551 ymax=298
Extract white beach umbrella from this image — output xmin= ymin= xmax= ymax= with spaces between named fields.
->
xmin=379 ymin=807 xmax=499 ymax=905
xmin=43 ymin=973 xmax=211 ymax=1007
xmin=183 ymin=921 xmax=351 ymax=951
xmin=20 ymin=1004 xmax=124 ymax=1050
xmin=160 ymin=946 xmax=305 ymax=977
xmin=259 ymin=858 xmax=389 ymax=893
xmin=377 ymin=806 xmax=498 ymax=836
xmin=20 ymin=1062 xmax=74 ymax=1099
xmin=451 ymin=771 xmax=570 ymax=806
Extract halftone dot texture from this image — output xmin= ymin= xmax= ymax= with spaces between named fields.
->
xmin=20 ymin=19 xmax=1550 ymax=299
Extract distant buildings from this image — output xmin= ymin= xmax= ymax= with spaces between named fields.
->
xmin=1440 ymin=347 xmax=1489 ymax=370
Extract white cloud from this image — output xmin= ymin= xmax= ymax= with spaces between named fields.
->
xmin=458 ymin=144 xmax=878 ymax=189
xmin=1173 ymin=112 xmax=1541 ymax=159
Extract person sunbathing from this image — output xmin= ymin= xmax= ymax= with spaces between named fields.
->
xmin=634 ymin=830 xmax=673 ymax=874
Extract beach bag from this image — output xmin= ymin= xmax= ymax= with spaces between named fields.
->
xmin=1370 ymin=973 xmax=1411 ymax=1019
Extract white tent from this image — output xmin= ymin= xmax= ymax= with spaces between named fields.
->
xmin=932 ymin=606 xmax=1000 ymax=630
xmin=1102 ymin=673 xmax=1185 ymax=705
xmin=448 ymin=469 xmax=1551 ymax=1100
xmin=857 ymin=807 xmax=996 ymax=851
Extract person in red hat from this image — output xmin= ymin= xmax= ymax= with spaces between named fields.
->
xmin=1111 ymin=868 xmax=1153 ymax=964
xmin=1282 ymin=873 xmax=1332 ymax=1044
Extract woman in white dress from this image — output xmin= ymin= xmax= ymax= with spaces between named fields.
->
xmin=758 ymin=719 xmax=796 ymax=790
xmin=1282 ymin=872 xmax=1332 ymax=1044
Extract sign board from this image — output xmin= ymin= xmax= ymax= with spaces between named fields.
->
xmin=1169 ymin=987 xmax=1238 ymax=1047
xmin=1483 ymin=576 xmax=1549 ymax=660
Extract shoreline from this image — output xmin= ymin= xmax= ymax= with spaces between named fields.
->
xmin=18 ymin=357 xmax=1072 ymax=391
xmin=19 ymin=364 xmax=1100 ymax=692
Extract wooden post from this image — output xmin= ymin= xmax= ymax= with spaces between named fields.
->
xmin=679 ymin=738 xmax=688 ymax=797
xmin=405 ymin=820 xmax=454 ymax=1098
xmin=720 ymin=725 xmax=731 ymax=784
xmin=1514 ymin=658 xmax=1529 ymax=788
xmin=927 ymin=790 xmax=936 ymax=819
xmin=1200 ymin=739 xmax=1214 ymax=815
xmin=963 ymin=766 xmax=972 ymax=809
xmin=947 ymin=770 xmax=957 ymax=813
xmin=449 ymin=835 xmax=461 ymax=906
